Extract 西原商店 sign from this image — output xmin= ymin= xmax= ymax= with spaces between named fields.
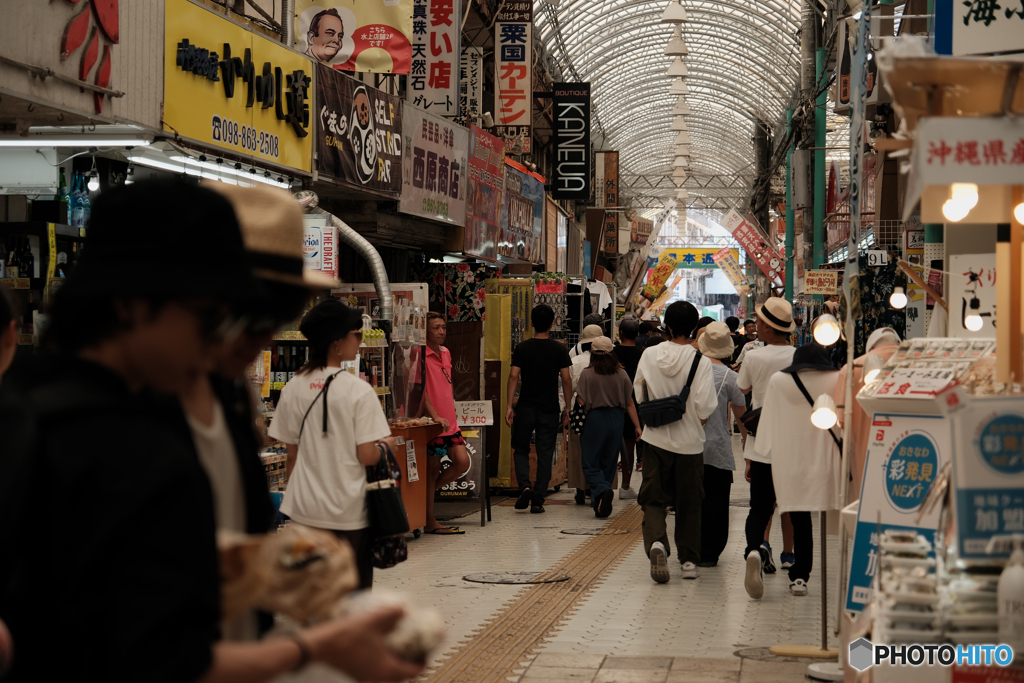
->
xmin=722 ymin=209 xmax=785 ymax=286
xmin=295 ymin=0 xmax=413 ymax=74
xmin=400 ymin=105 xmax=468 ymax=226
xmin=407 ymin=0 xmax=460 ymax=116
xmin=493 ymin=2 xmax=532 ymax=153
xmin=163 ymin=0 xmax=312 ymax=173
xmin=315 ymin=64 xmax=403 ymax=197
xmin=551 ymin=82 xmax=590 ymax=200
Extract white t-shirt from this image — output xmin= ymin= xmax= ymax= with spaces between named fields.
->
xmin=187 ymin=401 xmax=246 ymax=534
xmin=755 ymin=369 xmax=842 ymax=513
xmin=736 ymin=344 xmax=796 ymax=463
xmin=269 ymin=368 xmax=392 ymax=531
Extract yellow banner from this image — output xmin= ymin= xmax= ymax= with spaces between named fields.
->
xmin=295 ymin=0 xmax=414 ymax=74
xmin=164 ymin=0 xmax=313 ymax=173
xmin=642 ymin=251 xmax=678 ymax=300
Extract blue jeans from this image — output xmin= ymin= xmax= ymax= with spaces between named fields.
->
xmin=580 ymin=407 xmax=624 ymax=502
xmin=511 ymin=404 xmax=560 ymax=505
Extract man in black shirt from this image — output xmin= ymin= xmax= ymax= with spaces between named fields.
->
xmin=505 ymin=304 xmax=572 ymax=513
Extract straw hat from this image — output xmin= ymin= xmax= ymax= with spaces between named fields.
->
xmin=205 ymin=181 xmax=341 ymax=290
xmin=580 ymin=324 xmax=604 ymax=343
xmin=755 ymin=297 xmax=795 ymax=333
xmin=697 ymin=322 xmax=735 ymax=359
xmin=591 ymin=337 xmax=614 ymax=354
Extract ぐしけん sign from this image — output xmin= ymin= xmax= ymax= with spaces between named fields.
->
xmin=551 ymin=82 xmax=591 ymax=200
xmin=315 ymin=64 xmax=403 ymax=197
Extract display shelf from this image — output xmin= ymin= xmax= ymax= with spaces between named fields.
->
xmin=272 ymin=330 xmax=306 ymax=341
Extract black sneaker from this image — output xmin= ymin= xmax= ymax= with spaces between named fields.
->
xmin=530 ymin=504 xmax=545 ymax=514
xmin=515 ymin=487 xmax=532 ymax=510
xmin=697 ymin=560 xmax=718 ymax=567
xmin=574 ymin=489 xmax=587 ymax=505
xmin=595 ymin=489 xmax=613 ymax=518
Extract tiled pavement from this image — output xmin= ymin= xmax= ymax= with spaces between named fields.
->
xmin=368 ymin=435 xmax=841 ymax=682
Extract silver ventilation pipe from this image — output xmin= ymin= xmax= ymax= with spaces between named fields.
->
xmin=801 ymin=0 xmax=817 ymax=99
xmin=295 ymin=191 xmax=394 ymax=326
xmin=281 ymin=0 xmax=295 ymax=48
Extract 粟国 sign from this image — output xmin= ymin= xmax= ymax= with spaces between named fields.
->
xmin=493 ymin=1 xmax=532 ymax=153
xmin=551 ymin=82 xmax=591 ymax=200
xmin=164 ymin=0 xmax=313 ymax=173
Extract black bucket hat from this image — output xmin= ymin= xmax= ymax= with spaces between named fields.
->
xmin=781 ymin=342 xmax=835 ymax=374
xmin=299 ymin=298 xmax=364 ymax=347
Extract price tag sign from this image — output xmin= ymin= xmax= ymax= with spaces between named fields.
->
xmin=867 ymin=250 xmax=890 ymax=266
xmin=454 ymin=401 xmax=494 ymax=427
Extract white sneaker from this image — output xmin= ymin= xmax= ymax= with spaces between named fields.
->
xmin=650 ymin=542 xmax=670 ymax=584
xmin=790 ymin=579 xmax=808 ymax=596
xmin=618 ymin=486 xmax=638 ymax=500
xmin=744 ymin=550 xmax=764 ymax=599
xmin=681 ymin=561 xmax=699 ymax=580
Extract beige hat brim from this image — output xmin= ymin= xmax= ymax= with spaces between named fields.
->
xmin=755 ymin=303 xmax=795 ymax=332
xmin=697 ymin=334 xmax=735 ymax=359
xmin=255 ymin=268 xmax=341 ymax=291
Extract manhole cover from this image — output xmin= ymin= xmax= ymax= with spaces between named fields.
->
xmin=463 ymin=571 xmax=570 ymax=584
xmin=560 ymin=528 xmax=630 ymax=535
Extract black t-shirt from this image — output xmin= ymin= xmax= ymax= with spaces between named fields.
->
xmin=614 ymin=345 xmax=643 ymax=383
xmin=511 ymin=338 xmax=572 ymax=413
xmin=0 ymin=356 xmax=220 ymax=683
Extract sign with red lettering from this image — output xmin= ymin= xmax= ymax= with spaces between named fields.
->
xmin=493 ymin=2 xmax=532 ymax=153
xmin=407 ymin=0 xmax=460 ymax=115
xmin=722 ymin=209 xmax=785 ymax=286
xmin=400 ymin=104 xmax=468 ymax=225
xmin=915 ymin=116 xmax=1024 ymax=186
xmin=296 ymin=0 xmax=413 ymax=74
xmin=804 ymin=269 xmax=839 ymax=295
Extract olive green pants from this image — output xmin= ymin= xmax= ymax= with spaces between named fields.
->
xmin=638 ymin=442 xmax=705 ymax=565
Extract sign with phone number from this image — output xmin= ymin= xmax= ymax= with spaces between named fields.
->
xmin=212 ymin=116 xmax=280 ymax=158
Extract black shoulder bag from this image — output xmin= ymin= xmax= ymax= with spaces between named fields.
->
xmin=637 ymin=351 xmax=703 ymax=428
xmin=791 ymin=373 xmax=843 ymax=453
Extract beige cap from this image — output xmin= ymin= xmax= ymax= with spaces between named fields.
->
xmin=591 ymin=336 xmax=615 ymax=354
xmin=697 ymin=321 xmax=736 ymax=359
xmin=580 ymin=324 xmax=604 ymax=343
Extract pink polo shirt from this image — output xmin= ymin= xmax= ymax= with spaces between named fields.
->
xmin=425 ymin=345 xmax=459 ymax=436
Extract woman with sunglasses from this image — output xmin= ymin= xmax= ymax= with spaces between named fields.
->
xmin=269 ymin=299 xmax=395 ymax=589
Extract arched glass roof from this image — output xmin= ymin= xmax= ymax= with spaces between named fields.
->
xmin=536 ymin=0 xmax=805 ymax=212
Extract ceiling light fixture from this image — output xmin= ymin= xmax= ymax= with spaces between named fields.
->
xmin=669 ymin=78 xmax=689 ymax=95
xmin=812 ymin=314 xmax=841 ymax=345
xmin=87 ymin=156 xmax=100 ymax=191
xmin=665 ymin=24 xmax=689 ymax=56
xmin=670 ymin=117 xmax=688 ymax=131
xmin=661 ymin=0 xmax=688 ymax=23
xmin=666 ymin=57 xmax=689 ymax=78
xmin=0 ymin=136 xmax=153 ymax=148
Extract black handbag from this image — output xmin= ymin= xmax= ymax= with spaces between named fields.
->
xmin=637 ymin=351 xmax=703 ymax=428
xmin=366 ymin=442 xmax=411 ymax=540
xmin=569 ymin=393 xmax=586 ymax=434
xmin=739 ymin=407 xmax=762 ymax=436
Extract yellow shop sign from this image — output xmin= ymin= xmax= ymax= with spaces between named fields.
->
xmin=164 ymin=0 xmax=313 ymax=173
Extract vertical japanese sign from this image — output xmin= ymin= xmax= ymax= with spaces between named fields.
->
xmin=295 ymin=0 xmax=413 ymax=74
xmin=551 ymin=82 xmax=590 ymax=200
xmin=847 ymin=414 xmax=949 ymax=611
xmin=493 ymin=2 xmax=532 ymax=153
xmin=950 ymin=253 xmax=997 ymax=338
xmin=952 ymin=397 xmax=1024 ymax=559
xmin=640 ymin=250 xmax=678 ymax=302
xmin=500 ymin=159 xmax=544 ymax=262
xmin=400 ymin=105 xmax=468 ymax=225
xmin=711 ymin=247 xmax=749 ymax=295
xmin=407 ymin=0 xmax=460 ymax=116
xmin=315 ymin=64 xmax=403 ymax=196
xmin=904 ymin=228 xmax=926 ymax=339
xmin=457 ymin=47 xmax=484 ymax=124
xmin=596 ymin=152 xmax=619 ymax=253
xmin=722 ymin=209 xmax=785 ymax=286
xmin=464 ymin=125 xmax=505 ymax=260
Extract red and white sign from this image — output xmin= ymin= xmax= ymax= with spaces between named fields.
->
xmin=493 ymin=2 xmax=532 ymax=153
xmin=302 ymin=215 xmax=336 ymax=280
xmin=915 ymin=116 xmax=1024 ymax=186
xmin=407 ymin=0 xmax=460 ymax=116
xmin=722 ymin=209 xmax=785 ymax=286
xmin=873 ymin=367 xmax=958 ymax=399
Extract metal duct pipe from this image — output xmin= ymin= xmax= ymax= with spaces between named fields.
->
xmin=801 ymin=0 xmax=817 ymax=99
xmin=281 ymin=0 xmax=295 ymax=47
xmin=319 ymin=209 xmax=394 ymax=326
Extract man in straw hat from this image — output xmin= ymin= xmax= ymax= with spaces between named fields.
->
xmin=737 ymin=297 xmax=796 ymax=599
xmin=695 ymin=322 xmax=749 ymax=567
xmin=752 ymin=343 xmax=842 ymax=597
xmin=0 ymin=178 xmax=421 ymax=682
xmin=634 ymin=301 xmax=717 ymax=583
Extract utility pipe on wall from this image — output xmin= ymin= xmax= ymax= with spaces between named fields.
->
xmin=281 ymin=0 xmax=295 ymax=48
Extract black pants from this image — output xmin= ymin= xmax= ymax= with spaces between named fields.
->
xmin=511 ymin=404 xmax=560 ymax=506
xmin=332 ymin=528 xmax=373 ymax=590
xmin=638 ymin=443 xmax=704 ymax=565
xmin=743 ymin=462 xmax=814 ymax=583
xmin=700 ymin=464 xmax=733 ymax=563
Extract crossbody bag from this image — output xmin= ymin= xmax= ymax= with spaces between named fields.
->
xmin=791 ymin=373 xmax=843 ymax=453
xmin=637 ymin=351 xmax=703 ymax=428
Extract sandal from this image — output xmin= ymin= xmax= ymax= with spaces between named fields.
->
xmin=426 ymin=527 xmax=465 ymax=535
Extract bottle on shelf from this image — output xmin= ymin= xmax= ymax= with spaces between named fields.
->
xmin=287 ymin=346 xmax=300 ymax=382
xmin=59 ymin=170 xmax=70 ymax=225
xmin=6 ymin=240 xmax=20 ymax=279
xmin=866 ymin=47 xmax=877 ymax=98
xmin=71 ymin=174 xmax=84 ymax=228
xmin=279 ymin=347 xmax=291 ymax=384
xmin=20 ymin=239 xmax=34 ymax=279
xmin=80 ymin=179 xmax=91 ymax=226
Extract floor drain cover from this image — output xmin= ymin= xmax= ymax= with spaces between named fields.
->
xmin=463 ymin=571 xmax=570 ymax=584
xmin=560 ymin=528 xmax=630 ymax=535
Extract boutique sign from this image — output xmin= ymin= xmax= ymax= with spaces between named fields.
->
xmin=551 ymin=82 xmax=590 ymax=200
xmin=163 ymin=0 xmax=313 ymax=173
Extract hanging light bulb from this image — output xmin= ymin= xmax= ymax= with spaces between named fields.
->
xmin=660 ymin=0 xmax=688 ymax=23
xmin=124 ymin=163 xmax=135 ymax=185
xmin=1014 ymin=201 xmax=1024 ymax=224
xmin=942 ymin=199 xmax=970 ymax=222
xmin=965 ymin=296 xmax=984 ymax=331
xmin=951 ymin=183 xmax=979 ymax=210
xmin=87 ymin=156 xmax=100 ymax=191
xmin=812 ymin=314 xmax=841 ymax=346
xmin=811 ymin=394 xmax=838 ymax=430
xmin=889 ymin=286 xmax=907 ymax=309
xmin=665 ymin=24 xmax=689 ymax=56
xmin=862 ymin=354 xmax=885 ymax=384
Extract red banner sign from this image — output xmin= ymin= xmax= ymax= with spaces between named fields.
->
xmin=722 ymin=209 xmax=784 ymax=286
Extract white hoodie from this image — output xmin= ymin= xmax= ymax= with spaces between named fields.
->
xmin=634 ymin=341 xmax=718 ymax=455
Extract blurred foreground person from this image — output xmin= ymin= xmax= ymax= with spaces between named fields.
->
xmin=0 ymin=286 xmax=18 ymax=380
xmin=0 ymin=179 xmax=420 ymax=683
